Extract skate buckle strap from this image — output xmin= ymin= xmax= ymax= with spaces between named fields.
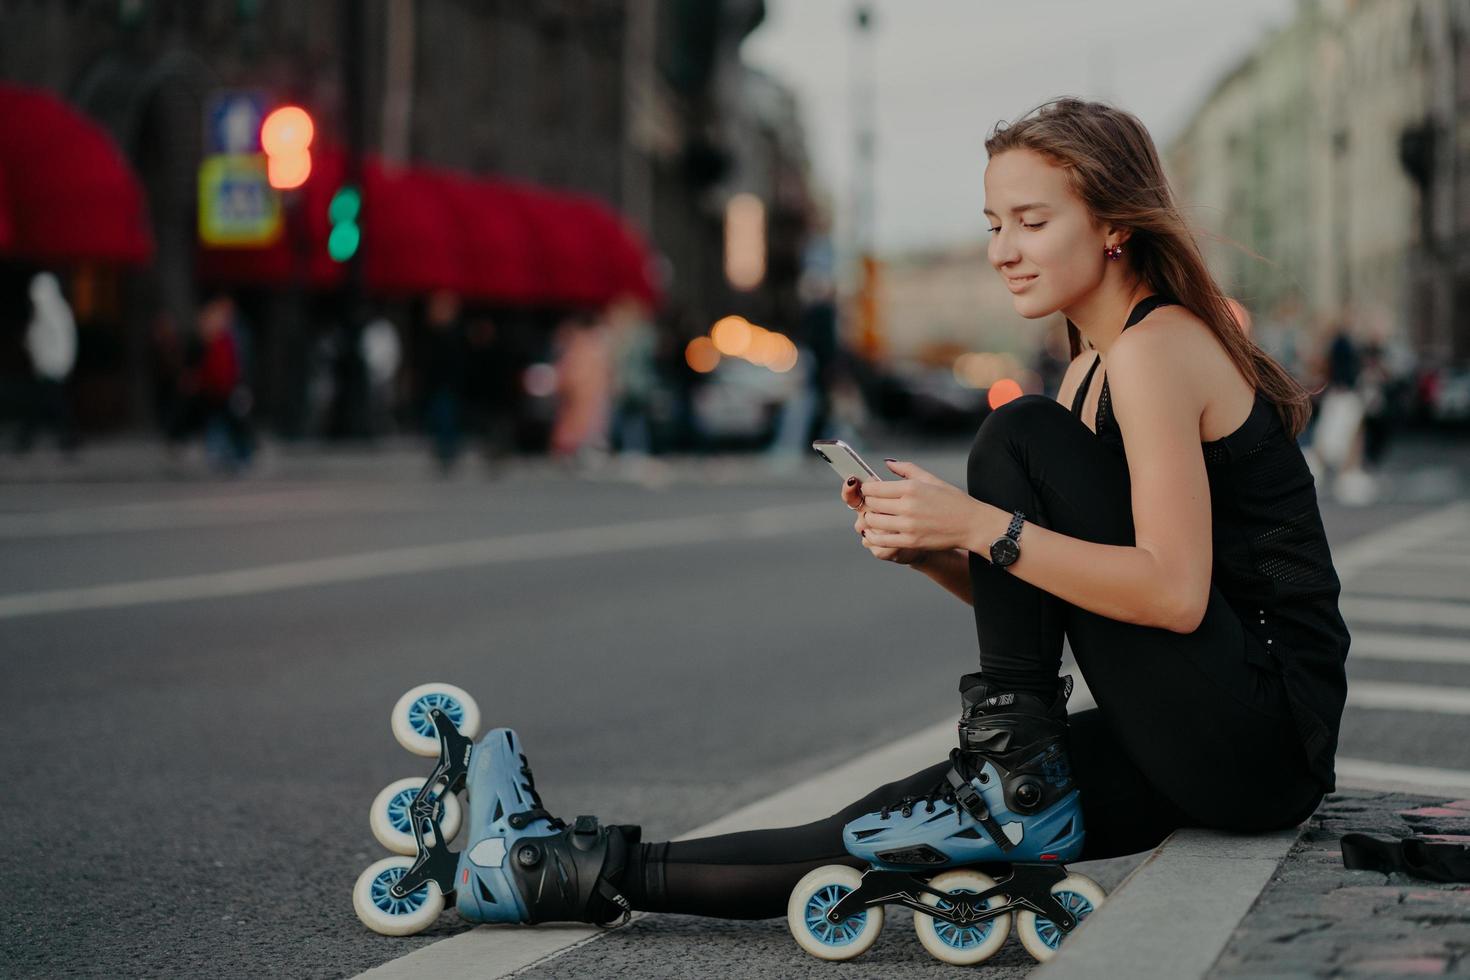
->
xmin=946 ymin=768 xmax=1017 ymax=854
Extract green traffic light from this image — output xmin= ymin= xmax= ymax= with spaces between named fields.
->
xmin=328 ymin=223 xmax=361 ymax=262
xmin=328 ymin=185 xmax=361 ymax=224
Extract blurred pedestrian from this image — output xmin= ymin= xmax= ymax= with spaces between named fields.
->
xmin=608 ymin=296 xmax=659 ymax=457
xmin=420 ymin=290 xmax=467 ymax=474
xmin=14 ymin=271 xmax=78 ymax=454
xmin=1308 ymin=325 xmax=1375 ymax=505
xmin=361 ymin=314 xmax=403 ymax=438
xmin=548 ymin=311 xmax=613 ymax=468
xmin=169 ymin=293 xmax=253 ymax=473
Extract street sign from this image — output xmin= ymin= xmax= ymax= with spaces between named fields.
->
xmin=205 ymin=91 xmax=267 ymax=155
xmin=197 ymin=154 xmax=282 ymax=246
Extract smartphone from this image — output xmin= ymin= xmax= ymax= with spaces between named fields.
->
xmin=812 ymin=439 xmax=883 ymax=482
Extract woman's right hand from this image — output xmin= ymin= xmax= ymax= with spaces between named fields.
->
xmin=842 ymin=477 xmax=929 ymax=567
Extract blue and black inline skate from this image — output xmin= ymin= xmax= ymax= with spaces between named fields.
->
xmin=353 ymin=683 xmax=639 ymax=936
xmin=787 ymin=674 xmax=1105 ymax=966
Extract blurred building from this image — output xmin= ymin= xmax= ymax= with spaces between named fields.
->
xmin=880 ymin=240 xmax=1062 ymax=375
xmin=0 ymin=0 xmax=813 ymax=434
xmin=1167 ymin=0 xmax=1470 ymax=367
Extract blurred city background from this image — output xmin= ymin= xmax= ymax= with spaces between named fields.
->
xmin=0 ymin=0 xmax=1466 ymax=488
xmin=7 ymin=3 xmax=1470 ymax=978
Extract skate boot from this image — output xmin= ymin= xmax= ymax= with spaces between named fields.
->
xmin=452 ymin=727 xmax=639 ymax=926
xmin=354 ymin=684 xmax=638 ymax=936
xmin=787 ymin=675 xmax=1104 ymax=966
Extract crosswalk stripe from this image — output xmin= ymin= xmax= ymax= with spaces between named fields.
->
xmin=1350 ymin=631 xmax=1470 ymax=665
xmin=1336 ymin=757 xmax=1470 ymax=794
xmin=1348 ymin=680 xmax=1470 ymax=715
xmin=1375 ymin=552 xmax=1470 ymax=571
xmin=1345 ymin=574 xmax=1470 ymax=603
xmin=1341 ymin=596 xmax=1470 ymax=631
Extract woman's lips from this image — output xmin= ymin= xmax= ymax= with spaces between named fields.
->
xmin=1006 ymin=275 xmax=1038 ymax=292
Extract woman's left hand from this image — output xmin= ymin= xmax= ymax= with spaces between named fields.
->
xmin=859 ymin=459 xmax=985 ymax=553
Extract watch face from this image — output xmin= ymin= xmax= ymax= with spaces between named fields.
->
xmin=991 ymin=536 xmax=1020 ymax=567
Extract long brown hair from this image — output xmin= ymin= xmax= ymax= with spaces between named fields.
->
xmin=985 ymin=97 xmax=1311 ymax=438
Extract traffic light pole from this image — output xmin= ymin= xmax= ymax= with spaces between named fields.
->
xmin=330 ymin=0 xmax=371 ymax=439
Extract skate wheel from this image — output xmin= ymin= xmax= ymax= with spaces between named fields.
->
xmin=1015 ymin=872 xmax=1106 ymax=962
xmin=369 ymin=777 xmax=463 ymax=856
xmin=391 ymin=683 xmax=480 ymax=756
xmin=913 ymin=869 xmax=1012 ymax=965
xmin=786 ymin=865 xmax=884 ymax=961
xmin=352 ymin=855 xmax=446 ymax=936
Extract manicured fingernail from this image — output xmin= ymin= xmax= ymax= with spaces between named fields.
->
xmin=883 ymin=457 xmax=897 ymax=462
xmin=845 ymin=476 xmax=857 ymax=486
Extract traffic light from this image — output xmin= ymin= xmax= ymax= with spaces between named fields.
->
xmin=328 ymin=185 xmax=361 ymax=262
xmin=261 ymin=105 xmax=314 ymax=190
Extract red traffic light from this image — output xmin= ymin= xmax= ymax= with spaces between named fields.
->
xmin=261 ymin=105 xmax=314 ymax=190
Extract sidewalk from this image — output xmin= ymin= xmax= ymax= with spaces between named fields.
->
xmin=1040 ymin=790 xmax=1470 ymax=978
xmin=1211 ymin=791 xmax=1470 ymax=978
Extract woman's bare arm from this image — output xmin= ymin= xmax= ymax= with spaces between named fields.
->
xmin=956 ymin=327 xmax=1213 ymax=633
xmin=893 ymin=351 xmax=1102 ymax=609
xmin=909 ymin=547 xmax=973 ymax=604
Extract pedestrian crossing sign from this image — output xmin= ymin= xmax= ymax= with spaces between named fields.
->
xmin=198 ymin=153 xmax=282 ymax=246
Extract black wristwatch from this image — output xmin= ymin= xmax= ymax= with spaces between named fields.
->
xmin=990 ymin=510 xmax=1026 ymax=569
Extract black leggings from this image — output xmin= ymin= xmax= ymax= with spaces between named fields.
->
xmin=629 ymin=395 xmax=1324 ymax=919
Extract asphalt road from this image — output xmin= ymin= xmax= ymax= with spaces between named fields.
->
xmin=1 ymin=441 xmax=1466 ymax=978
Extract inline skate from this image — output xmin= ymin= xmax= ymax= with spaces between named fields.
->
xmin=352 ymin=683 xmax=639 ymax=936
xmin=787 ymin=674 xmax=1104 ymax=966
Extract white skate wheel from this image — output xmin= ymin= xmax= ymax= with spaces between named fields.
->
xmin=369 ymin=777 xmax=463 ymax=855
xmin=786 ymin=865 xmax=884 ymax=961
xmin=913 ymin=868 xmax=1012 ymax=965
xmin=1015 ymin=871 xmax=1106 ymax=962
xmin=352 ymin=855 xmax=446 ymax=936
xmin=391 ymin=683 xmax=480 ymax=757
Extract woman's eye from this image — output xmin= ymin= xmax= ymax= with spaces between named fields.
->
xmin=986 ymin=227 xmax=1001 ymax=234
xmin=1022 ymin=221 xmax=1046 ymax=230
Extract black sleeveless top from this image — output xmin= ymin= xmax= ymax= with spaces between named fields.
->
xmin=1072 ymin=295 xmax=1349 ymax=790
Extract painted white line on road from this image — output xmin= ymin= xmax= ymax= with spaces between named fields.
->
xmin=0 ymin=490 xmax=411 ymax=538
xmin=1345 ymin=572 xmax=1470 ymax=603
xmin=1332 ymin=502 xmax=1470 ymax=580
xmin=0 ymin=501 xmax=848 ymax=621
xmin=1372 ymin=551 xmax=1470 ymax=572
xmin=1340 ymin=596 xmax=1470 ymax=631
xmin=1336 ymin=757 xmax=1470 ymax=795
xmin=1347 ymin=680 xmax=1470 ymax=715
xmin=1350 ymin=631 xmax=1470 ymax=665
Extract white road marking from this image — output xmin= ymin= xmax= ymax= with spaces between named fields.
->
xmin=1346 ymin=680 xmax=1470 ymax=715
xmin=1340 ymin=596 xmax=1470 ymax=631
xmin=1331 ymin=502 xmax=1470 ymax=579
xmin=1349 ymin=631 xmax=1470 ymax=665
xmin=1345 ymin=572 xmax=1470 ymax=603
xmin=0 ymin=501 xmax=849 ymax=621
xmin=1335 ymin=758 xmax=1470 ymax=795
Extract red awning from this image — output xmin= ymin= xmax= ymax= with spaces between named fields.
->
xmin=423 ymin=173 xmax=545 ymax=305
xmin=198 ymin=150 xmax=658 ymax=308
xmin=0 ymin=84 xmax=153 ymax=265
xmin=365 ymin=165 xmax=466 ymax=298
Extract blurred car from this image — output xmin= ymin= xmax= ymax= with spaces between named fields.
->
xmin=691 ymin=357 xmax=800 ymax=448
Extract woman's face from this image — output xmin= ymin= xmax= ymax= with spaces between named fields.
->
xmin=984 ymin=148 xmax=1111 ymax=318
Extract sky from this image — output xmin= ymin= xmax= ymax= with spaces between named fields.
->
xmin=741 ymin=0 xmax=1299 ymax=255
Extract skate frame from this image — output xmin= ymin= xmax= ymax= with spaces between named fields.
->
xmin=388 ymin=710 xmax=474 ymax=901
xmin=828 ymin=863 xmax=1078 ymax=932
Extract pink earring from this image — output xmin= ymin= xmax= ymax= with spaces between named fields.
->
xmin=1104 ymin=244 xmax=1124 ymax=261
